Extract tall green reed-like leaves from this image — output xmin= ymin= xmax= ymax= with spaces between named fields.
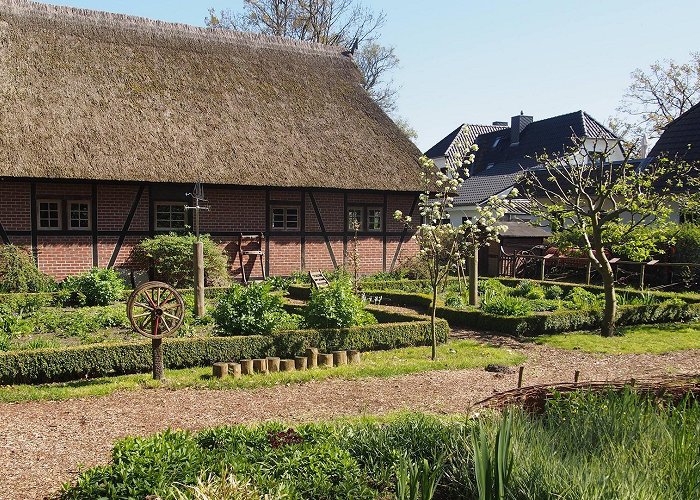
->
xmin=471 ymin=411 xmax=513 ymax=500
xmin=395 ymin=455 xmax=443 ymax=500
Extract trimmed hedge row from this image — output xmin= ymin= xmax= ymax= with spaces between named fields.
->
xmin=0 ymin=311 xmax=448 ymax=385
xmin=362 ymin=289 xmax=700 ymax=337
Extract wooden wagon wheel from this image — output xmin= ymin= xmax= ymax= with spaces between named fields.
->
xmin=127 ymin=281 xmax=185 ymax=339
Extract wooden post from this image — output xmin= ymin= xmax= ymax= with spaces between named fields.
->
xmin=266 ymin=357 xmax=281 ymax=373
xmin=306 ymin=348 xmax=319 ymax=368
xmin=194 ymin=241 xmax=205 ymax=317
xmin=280 ymin=359 xmax=296 ymax=372
xmin=319 ymin=353 xmax=334 ymax=367
xmin=228 ymin=362 xmax=241 ymax=378
xmin=294 ymin=356 xmax=308 ymax=371
xmin=540 ymin=257 xmax=546 ymax=281
xmin=347 ymin=350 xmax=361 ymax=364
xmin=517 ymin=366 xmax=524 ymax=388
xmin=332 ymin=350 xmax=348 ymax=366
xmin=574 ymin=370 xmax=580 ymax=383
xmin=212 ymin=362 xmax=228 ymax=378
xmin=152 ymin=338 xmax=164 ymax=381
xmin=240 ymin=359 xmax=254 ymax=375
xmin=640 ymin=263 xmax=645 ymax=290
xmin=253 ymin=358 xmax=268 ymax=374
xmin=468 ymin=252 xmax=479 ymax=307
xmin=586 ymin=261 xmax=592 ymax=285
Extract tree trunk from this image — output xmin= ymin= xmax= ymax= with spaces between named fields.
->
xmin=468 ymin=249 xmax=479 ymax=307
xmin=430 ymin=285 xmax=438 ymax=361
xmin=600 ymin=261 xmax=617 ymax=337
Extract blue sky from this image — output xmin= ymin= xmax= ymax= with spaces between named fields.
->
xmin=47 ymin=0 xmax=700 ymax=150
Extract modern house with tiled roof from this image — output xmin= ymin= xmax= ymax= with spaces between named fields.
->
xmin=0 ymin=1 xmax=422 ymax=280
xmin=425 ymin=111 xmax=624 ymax=226
xmin=648 ymin=102 xmax=700 ymax=162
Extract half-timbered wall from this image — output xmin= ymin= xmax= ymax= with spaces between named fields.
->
xmin=0 ymin=180 xmax=419 ymax=280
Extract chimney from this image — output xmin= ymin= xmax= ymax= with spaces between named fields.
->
xmin=492 ymin=121 xmax=508 ymax=126
xmin=510 ymin=112 xmax=533 ymax=144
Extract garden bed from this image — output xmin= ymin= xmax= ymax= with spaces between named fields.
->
xmin=0 ymin=307 xmax=449 ymax=385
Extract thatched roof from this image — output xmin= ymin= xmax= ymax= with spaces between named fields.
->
xmin=0 ymin=1 xmax=421 ymax=191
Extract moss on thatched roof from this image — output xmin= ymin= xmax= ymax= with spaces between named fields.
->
xmin=0 ymin=1 xmax=421 ymax=191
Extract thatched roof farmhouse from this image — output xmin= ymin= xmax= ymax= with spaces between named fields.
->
xmin=0 ymin=0 xmax=422 ymax=279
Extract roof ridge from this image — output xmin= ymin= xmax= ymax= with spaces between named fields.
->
xmin=0 ymin=0 xmax=347 ymax=58
xmin=582 ymin=111 xmax=617 ymax=138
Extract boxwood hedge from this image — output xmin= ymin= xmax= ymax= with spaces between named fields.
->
xmin=0 ymin=310 xmax=448 ymax=385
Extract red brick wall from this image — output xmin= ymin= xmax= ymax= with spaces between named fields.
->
xmin=0 ymin=180 xmax=419 ymax=279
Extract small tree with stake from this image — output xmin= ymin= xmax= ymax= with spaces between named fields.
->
xmin=394 ymin=152 xmax=475 ymax=360
xmin=521 ymin=135 xmax=694 ymax=337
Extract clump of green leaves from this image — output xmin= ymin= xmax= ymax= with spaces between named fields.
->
xmin=565 ymin=288 xmax=601 ymax=310
xmin=543 ymin=285 xmax=564 ymax=300
xmin=0 ymin=245 xmax=54 ymax=293
xmin=213 ymin=282 xmax=298 ymax=335
xmin=59 ymin=268 xmax=125 ymax=306
xmin=481 ymin=295 xmax=532 ymax=317
xmin=304 ymin=277 xmax=376 ymax=329
xmin=136 ymin=233 xmax=231 ymax=288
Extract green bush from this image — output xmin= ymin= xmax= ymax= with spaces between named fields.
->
xmin=481 ymin=295 xmax=532 ymax=317
xmin=305 ymin=278 xmax=377 ymax=329
xmin=136 ymin=233 xmax=230 ymax=288
xmin=0 ymin=314 xmax=446 ymax=384
xmin=58 ymin=268 xmax=125 ymax=306
xmin=213 ymin=282 xmax=294 ymax=335
xmin=544 ymin=285 xmax=564 ymax=300
xmin=672 ymin=224 xmax=700 ymax=288
xmin=565 ymin=287 xmax=600 ymax=310
xmin=0 ymin=245 xmax=54 ymax=293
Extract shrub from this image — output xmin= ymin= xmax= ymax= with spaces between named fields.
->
xmin=213 ymin=282 xmax=296 ymax=335
xmin=565 ymin=287 xmax=600 ymax=310
xmin=0 ymin=245 xmax=54 ymax=293
xmin=305 ymin=278 xmax=377 ymax=329
xmin=544 ymin=285 xmax=564 ymax=300
xmin=481 ymin=295 xmax=532 ymax=317
xmin=136 ymin=233 xmax=230 ymax=288
xmin=59 ymin=268 xmax=126 ymax=306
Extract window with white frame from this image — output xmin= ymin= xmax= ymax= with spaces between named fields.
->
xmin=155 ymin=202 xmax=186 ymax=231
xmin=68 ymin=201 xmax=91 ymax=230
xmin=367 ymin=208 xmax=382 ymax=231
xmin=37 ymin=200 xmax=61 ymax=230
xmin=271 ymin=206 xmax=299 ymax=230
xmin=347 ymin=207 xmax=363 ymax=231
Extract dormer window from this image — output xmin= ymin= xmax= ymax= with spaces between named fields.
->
xmin=492 ymin=137 xmax=501 ymax=149
xmin=486 ymin=163 xmax=495 ymax=171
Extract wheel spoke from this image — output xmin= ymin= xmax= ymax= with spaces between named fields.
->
xmin=161 ymin=302 xmax=182 ymax=311
xmin=158 ymin=289 xmax=173 ymax=308
xmin=132 ymin=312 xmax=151 ymax=319
xmin=163 ymin=311 xmax=181 ymax=322
xmin=134 ymin=301 xmax=154 ymax=311
xmin=160 ymin=315 xmax=171 ymax=332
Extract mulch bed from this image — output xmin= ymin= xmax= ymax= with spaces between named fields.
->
xmin=0 ymin=331 xmax=698 ymax=499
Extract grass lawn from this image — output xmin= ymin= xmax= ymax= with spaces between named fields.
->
xmin=0 ymin=339 xmax=524 ymax=403
xmin=537 ymin=321 xmax=700 ymax=354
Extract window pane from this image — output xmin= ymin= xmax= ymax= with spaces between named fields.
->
xmin=39 ymin=201 xmax=60 ymax=229
xmin=286 ymin=208 xmax=298 ymax=228
xmin=367 ymin=209 xmax=382 ymax=230
xmin=348 ymin=209 xmax=362 ymax=230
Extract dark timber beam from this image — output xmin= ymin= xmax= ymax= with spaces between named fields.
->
xmin=30 ymin=182 xmax=37 ymax=265
xmin=390 ymin=193 xmax=419 ymax=272
xmin=308 ymin=191 xmax=338 ymax=269
xmin=91 ymin=184 xmax=98 ymax=267
xmin=108 ymin=185 xmax=145 ymax=269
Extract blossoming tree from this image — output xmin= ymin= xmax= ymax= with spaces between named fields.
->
xmin=394 ymin=148 xmax=509 ymax=359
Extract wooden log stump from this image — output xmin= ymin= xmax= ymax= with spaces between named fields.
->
xmin=295 ymin=356 xmax=308 ymax=371
xmin=212 ymin=362 xmax=228 ymax=378
xmin=332 ymin=350 xmax=348 ymax=366
xmin=227 ymin=362 xmax=241 ymax=378
xmin=347 ymin=350 xmax=361 ymax=364
xmin=266 ymin=357 xmax=281 ymax=373
xmin=240 ymin=359 xmax=254 ymax=375
xmin=253 ymin=358 xmax=268 ymax=374
xmin=319 ymin=353 xmax=334 ymax=367
xmin=306 ymin=347 xmax=319 ymax=369
xmin=280 ymin=359 xmax=296 ymax=372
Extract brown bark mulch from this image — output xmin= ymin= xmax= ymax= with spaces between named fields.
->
xmin=0 ymin=332 xmax=698 ymax=500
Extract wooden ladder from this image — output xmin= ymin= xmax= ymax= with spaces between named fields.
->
xmin=236 ymin=232 xmax=266 ymax=285
xmin=309 ymin=270 xmax=329 ymax=289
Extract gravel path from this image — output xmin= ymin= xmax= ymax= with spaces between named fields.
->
xmin=1 ymin=333 xmax=699 ymax=500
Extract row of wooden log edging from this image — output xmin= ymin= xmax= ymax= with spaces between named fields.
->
xmin=212 ymin=347 xmax=361 ymax=378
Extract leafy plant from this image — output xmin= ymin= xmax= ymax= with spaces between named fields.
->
xmin=395 ymin=455 xmax=443 ymax=500
xmin=304 ymin=277 xmax=376 ymax=329
xmin=472 ymin=411 xmax=514 ymax=500
xmin=0 ymin=245 xmax=54 ymax=293
xmin=59 ymin=268 xmax=126 ymax=306
xmin=213 ymin=282 xmax=294 ymax=335
xmin=672 ymin=224 xmax=700 ymax=288
xmin=481 ymin=295 xmax=532 ymax=317
xmin=136 ymin=233 xmax=230 ymax=288
xmin=543 ymin=285 xmax=564 ymax=300
xmin=566 ymin=288 xmax=600 ymax=310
